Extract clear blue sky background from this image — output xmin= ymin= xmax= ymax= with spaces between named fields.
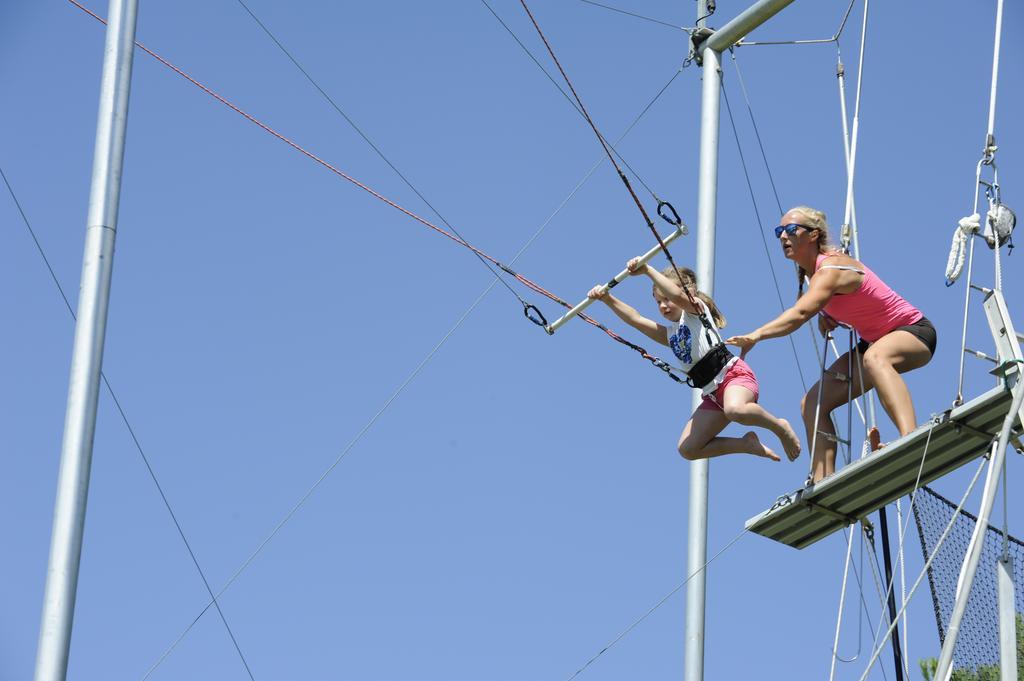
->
xmin=2 ymin=1 xmax=1022 ymax=679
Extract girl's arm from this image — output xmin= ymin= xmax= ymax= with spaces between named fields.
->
xmin=725 ymin=268 xmax=841 ymax=356
xmin=628 ymin=259 xmax=695 ymax=312
xmin=587 ymin=286 xmax=669 ymax=346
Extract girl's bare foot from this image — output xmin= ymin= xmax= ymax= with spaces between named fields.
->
xmin=743 ymin=431 xmax=780 ymax=462
xmin=777 ymin=419 xmax=802 ymax=461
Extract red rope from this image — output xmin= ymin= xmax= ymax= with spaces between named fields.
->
xmin=66 ymin=0 xmax=682 ymax=381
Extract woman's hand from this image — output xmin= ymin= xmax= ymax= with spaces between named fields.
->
xmin=626 ymin=257 xmax=648 ymax=276
xmin=587 ymin=285 xmax=607 ymax=301
xmin=725 ymin=333 xmax=758 ymax=359
xmin=817 ymin=312 xmax=839 ymax=338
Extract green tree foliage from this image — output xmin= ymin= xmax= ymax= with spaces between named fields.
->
xmin=918 ymin=613 xmax=1024 ymax=680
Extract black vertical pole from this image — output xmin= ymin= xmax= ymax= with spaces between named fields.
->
xmin=877 ymin=507 xmax=905 ymax=681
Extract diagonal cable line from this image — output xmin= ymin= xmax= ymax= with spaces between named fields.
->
xmin=565 ymin=528 xmax=749 ymax=680
xmin=69 ymin=0 xmax=686 ymax=381
xmin=0 ymin=163 xmax=257 ymax=681
xmin=482 ymin=0 xmax=668 ymax=203
xmin=232 ymin=0 xmax=529 ymax=309
xmin=132 ymin=25 xmax=688 ymax=681
xmin=719 ymin=80 xmax=809 ymax=392
xmin=578 ymin=0 xmax=691 ymax=32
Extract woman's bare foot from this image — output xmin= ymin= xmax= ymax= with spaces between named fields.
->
xmin=743 ymin=431 xmax=780 ymax=461
xmin=869 ymin=427 xmax=883 ymax=452
xmin=777 ymin=419 xmax=802 ymax=461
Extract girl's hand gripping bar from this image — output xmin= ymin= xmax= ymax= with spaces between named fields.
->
xmin=545 ymin=225 xmax=687 ymax=335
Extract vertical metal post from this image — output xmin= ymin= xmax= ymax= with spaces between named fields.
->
xmin=935 ymin=381 xmax=1024 ymax=681
xmin=684 ymin=5 xmax=718 ymax=679
xmin=996 ymin=555 xmax=1017 ymax=681
xmin=34 ymin=1 xmax=139 ymax=679
xmin=876 ymin=508 xmax=906 ymax=681
xmin=684 ymin=3 xmax=797 ymax=679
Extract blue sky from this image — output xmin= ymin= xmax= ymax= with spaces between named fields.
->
xmin=2 ymin=1 xmax=1022 ymax=679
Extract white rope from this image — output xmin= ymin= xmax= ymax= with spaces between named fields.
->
xmin=896 ymin=497 xmax=910 ymax=670
xmin=953 ymin=0 xmax=1006 ymax=403
xmin=944 ymin=213 xmax=979 ymax=285
xmin=838 ymin=0 xmax=869 ymax=256
xmin=857 ymin=420 xmax=937 ymax=679
xmin=829 ymin=523 xmax=860 ymax=681
xmin=856 ymin=457 xmax=990 ymax=681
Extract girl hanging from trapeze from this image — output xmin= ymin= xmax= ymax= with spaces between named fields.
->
xmin=588 ymin=258 xmax=802 ymax=463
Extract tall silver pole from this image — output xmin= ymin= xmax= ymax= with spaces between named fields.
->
xmin=684 ymin=3 xmax=797 ymax=680
xmin=34 ymin=1 xmax=139 ymax=679
xmin=683 ymin=30 xmax=719 ymax=681
xmin=935 ymin=381 xmax=1024 ymax=681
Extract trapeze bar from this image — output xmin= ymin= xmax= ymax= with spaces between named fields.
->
xmin=745 ymin=384 xmax=1022 ymax=549
xmin=545 ymin=225 xmax=686 ymax=335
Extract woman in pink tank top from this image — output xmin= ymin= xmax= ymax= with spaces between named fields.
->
xmin=725 ymin=206 xmax=936 ymax=484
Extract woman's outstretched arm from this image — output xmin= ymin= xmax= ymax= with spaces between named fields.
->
xmin=725 ymin=269 xmax=841 ymax=357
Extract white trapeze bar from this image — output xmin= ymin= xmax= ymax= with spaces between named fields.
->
xmin=545 ymin=225 xmax=687 ymax=335
xmin=745 ymin=384 xmax=1022 ymax=549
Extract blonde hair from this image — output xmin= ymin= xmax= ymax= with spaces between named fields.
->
xmin=656 ymin=266 xmax=727 ymax=328
xmin=788 ymin=205 xmax=836 ymax=295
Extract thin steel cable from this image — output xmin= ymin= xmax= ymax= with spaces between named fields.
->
xmin=231 ymin=0 xmax=528 ymax=308
xmin=853 ymin=423 xmax=937 ymax=681
xmin=830 ymin=524 xmax=860 ymax=679
xmin=736 ymin=0 xmax=858 ymax=47
xmin=719 ymin=78 xmax=809 ymax=392
xmin=0 ymin=164 xmax=257 ymax=681
xmin=141 ymin=280 xmax=500 ymax=681
xmin=67 ymin=0 xmax=681 ymax=380
xmin=137 ymin=45 xmax=693 ymax=681
xmin=517 ymin=0 xmax=680 ymax=274
xmin=731 ymin=43 xmax=829 ymax=382
xmin=564 ymin=528 xmax=749 ymax=681
xmin=578 ymin=0 xmax=690 ymax=32
xmin=857 ymin=457 xmax=989 ymax=681
xmin=481 ymin=0 xmax=665 ymax=203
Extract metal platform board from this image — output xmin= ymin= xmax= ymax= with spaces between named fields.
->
xmin=746 ymin=385 xmax=1021 ymax=549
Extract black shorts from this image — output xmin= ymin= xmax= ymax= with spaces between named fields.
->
xmin=856 ymin=316 xmax=937 ymax=356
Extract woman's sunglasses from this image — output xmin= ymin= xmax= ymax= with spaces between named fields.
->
xmin=774 ymin=223 xmax=814 ymax=238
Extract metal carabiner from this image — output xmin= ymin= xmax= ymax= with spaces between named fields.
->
xmin=657 ymin=200 xmax=686 ymax=234
xmin=523 ymin=303 xmax=549 ymax=331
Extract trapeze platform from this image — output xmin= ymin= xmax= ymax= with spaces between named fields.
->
xmin=746 ymin=383 xmax=1023 ymax=549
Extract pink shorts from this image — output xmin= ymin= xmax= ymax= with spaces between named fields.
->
xmin=698 ymin=358 xmax=760 ymax=411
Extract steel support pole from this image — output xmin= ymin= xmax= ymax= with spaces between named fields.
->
xmin=684 ymin=3 xmax=797 ymax=679
xmin=34 ymin=1 xmax=139 ymax=680
xmin=684 ymin=27 xmax=720 ymax=681
xmin=935 ymin=381 xmax=1024 ymax=681
xmin=702 ymin=0 xmax=798 ymax=52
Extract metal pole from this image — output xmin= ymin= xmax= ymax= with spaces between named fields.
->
xmin=935 ymin=380 xmax=1024 ymax=681
xmin=701 ymin=0 xmax=798 ymax=53
xmin=684 ymin=4 xmax=797 ymax=679
xmin=684 ymin=24 xmax=718 ymax=681
xmin=876 ymin=508 xmax=906 ymax=681
xmin=996 ymin=555 xmax=1017 ymax=681
xmin=34 ymin=1 xmax=139 ymax=679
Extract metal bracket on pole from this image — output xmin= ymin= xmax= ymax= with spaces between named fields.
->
xmin=688 ymin=27 xmax=716 ymax=66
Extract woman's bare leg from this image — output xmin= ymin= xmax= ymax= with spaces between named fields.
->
xmin=861 ymin=330 xmax=933 ymax=436
xmin=802 ymin=350 xmax=870 ymax=482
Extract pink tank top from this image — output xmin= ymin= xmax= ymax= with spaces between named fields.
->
xmin=816 ymin=252 xmax=922 ymax=342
